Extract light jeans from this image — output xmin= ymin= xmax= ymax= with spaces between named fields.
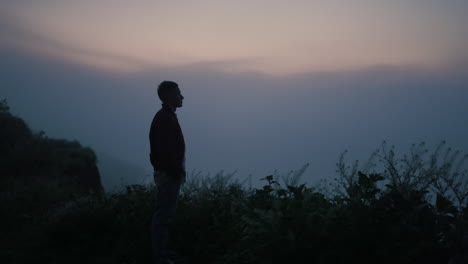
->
xmin=151 ymin=170 xmax=183 ymax=264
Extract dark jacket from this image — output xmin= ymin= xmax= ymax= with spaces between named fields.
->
xmin=149 ymin=104 xmax=185 ymax=177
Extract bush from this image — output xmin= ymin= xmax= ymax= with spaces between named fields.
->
xmin=0 ymin=99 xmax=104 ymax=262
xmin=1 ymin=101 xmax=467 ymax=264
xmin=26 ymin=144 xmax=467 ymax=263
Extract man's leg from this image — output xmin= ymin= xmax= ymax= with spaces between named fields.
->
xmin=151 ymin=171 xmax=181 ymax=264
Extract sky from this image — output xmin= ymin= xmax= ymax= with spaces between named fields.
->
xmin=1 ymin=1 xmax=468 ymax=190
xmin=2 ymin=0 xmax=468 ymax=74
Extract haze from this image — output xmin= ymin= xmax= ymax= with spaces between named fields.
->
xmin=1 ymin=1 xmax=467 ymax=190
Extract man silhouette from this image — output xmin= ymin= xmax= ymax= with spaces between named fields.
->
xmin=149 ymin=81 xmax=185 ymax=264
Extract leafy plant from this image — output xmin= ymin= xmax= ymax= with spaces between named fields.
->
xmin=2 ymin=100 xmax=467 ymax=263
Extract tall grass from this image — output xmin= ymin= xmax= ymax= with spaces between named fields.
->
xmin=2 ymin=141 xmax=467 ymax=263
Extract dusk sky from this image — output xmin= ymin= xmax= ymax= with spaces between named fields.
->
xmin=3 ymin=0 xmax=468 ymax=74
xmin=1 ymin=1 xmax=467 ymax=190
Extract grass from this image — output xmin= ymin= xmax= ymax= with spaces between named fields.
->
xmin=2 ymin=142 xmax=467 ymax=264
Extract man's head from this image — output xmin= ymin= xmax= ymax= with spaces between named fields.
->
xmin=157 ymin=81 xmax=184 ymax=109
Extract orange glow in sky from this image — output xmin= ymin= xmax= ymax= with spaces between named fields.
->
xmin=1 ymin=0 xmax=467 ymax=75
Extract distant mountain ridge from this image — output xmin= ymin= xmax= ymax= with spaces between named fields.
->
xmin=0 ymin=99 xmax=103 ymax=197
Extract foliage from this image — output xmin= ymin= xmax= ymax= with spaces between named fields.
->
xmin=5 ymin=148 xmax=466 ymax=263
xmin=0 ymin=99 xmax=102 ymax=198
xmin=0 ymin=99 xmax=104 ymax=262
xmin=2 ymin=99 xmax=468 ymax=263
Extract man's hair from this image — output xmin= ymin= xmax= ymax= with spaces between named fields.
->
xmin=157 ymin=81 xmax=179 ymax=102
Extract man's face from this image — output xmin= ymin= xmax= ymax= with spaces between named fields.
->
xmin=168 ymin=87 xmax=184 ymax=108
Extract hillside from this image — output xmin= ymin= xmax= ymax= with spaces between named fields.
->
xmin=1 ymin=99 xmax=467 ymax=263
xmin=0 ymin=99 xmax=103 ymax=195
xmin=0 ymin=99 xmax=104 ymax=259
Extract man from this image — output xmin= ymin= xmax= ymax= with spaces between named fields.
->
xmin=149 ymin=80 xmax=186 ymax=264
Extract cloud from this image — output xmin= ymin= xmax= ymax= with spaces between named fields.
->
xmin=1 ymin=35 xmax=468 ymax=189
xmin=0 ymin=14 xmax=273 ymax=77
xmin=0 ymin=15 xmax=153 ymax=73
xmin=4 ymin=1 xmax=468 ymax=76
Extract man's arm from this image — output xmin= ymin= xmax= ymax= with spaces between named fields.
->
xmin=151 ymin=116 xmax=184 ymax=178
